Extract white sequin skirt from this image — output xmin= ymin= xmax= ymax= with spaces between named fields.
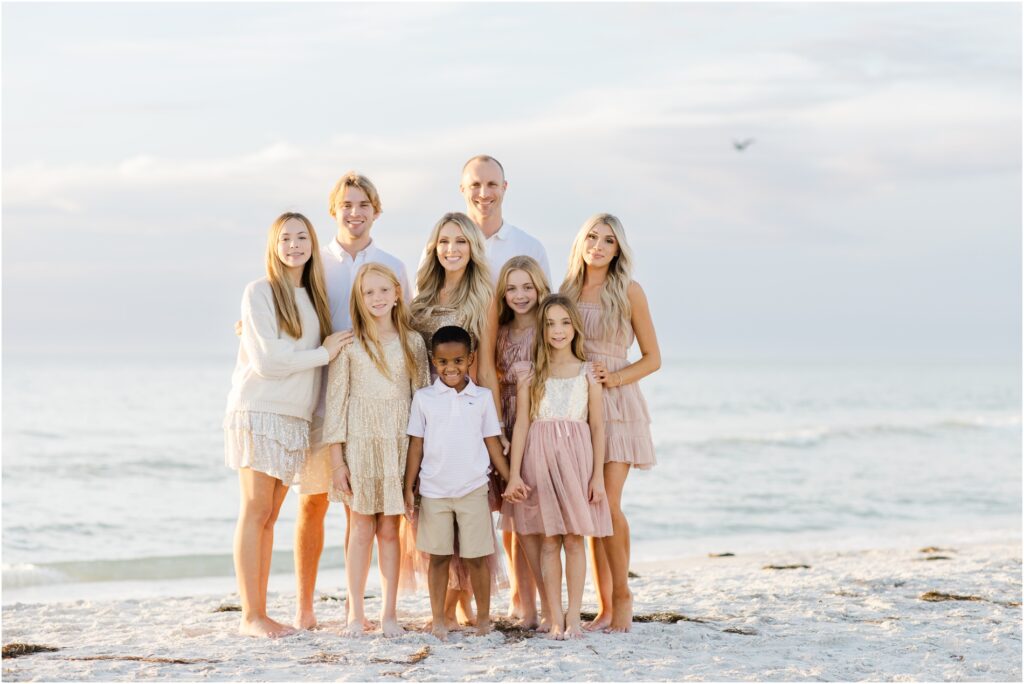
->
xmin=224 ymin=410 xmax=309 ymax=484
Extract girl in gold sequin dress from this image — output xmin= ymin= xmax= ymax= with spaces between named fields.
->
xmin=322 ymin=264 xmax=429 ymax=637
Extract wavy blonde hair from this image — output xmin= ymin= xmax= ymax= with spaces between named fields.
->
xmin=411 ymin=212 xmax=493 ymax=341
xmin=328 ymin=171 xmax=382 ymax=217
xmin=530 ymin=295 xmax=587 ymax=420
xmin=349 ymin=263 xmax=419 ymax=382
xmin=496 ymin=255 xmax=551 ymax=327
xmin=265 ymin=212 xmax=332 ymax=341
xmin=560 ymin=213 xmax=635 ymax=338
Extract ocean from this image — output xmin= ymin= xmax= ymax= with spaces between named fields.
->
xmin=3 ymin=355 xmax=1020 ymax=604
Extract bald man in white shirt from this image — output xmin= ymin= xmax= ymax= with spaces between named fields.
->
xmin=460 ymin=155 xmax=551 ymax=284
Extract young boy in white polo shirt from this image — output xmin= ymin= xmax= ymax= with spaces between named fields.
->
xmin=404 ymin=325 xmax=528 ymax=641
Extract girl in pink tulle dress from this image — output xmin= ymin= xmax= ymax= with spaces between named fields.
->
xmin=488 ymin=256 xmax=550 ymax=628
xmin=503 ymin=294 xmax=611 ymax=640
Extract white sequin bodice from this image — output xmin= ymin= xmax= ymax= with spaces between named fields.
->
xmin=536 ymin=365 xmax=590 ymax=421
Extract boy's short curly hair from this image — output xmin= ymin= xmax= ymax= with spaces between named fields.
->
xmin=431 ymin=325 xmax=472 ymax=353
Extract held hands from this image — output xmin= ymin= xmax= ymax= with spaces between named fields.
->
xmin=502 ymin=476 xmax=531 ymax=503
xmin=403 ymin=489 xmax=416 ymax=521
xmin=589 ymin=361 xmax=622 ymax=388
xmin=588 ymin=476 xmax=606 ymax=504
xmin=323 ymin=330 xmax=354 ymax=360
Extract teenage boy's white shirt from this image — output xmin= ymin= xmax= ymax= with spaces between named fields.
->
xmin=322 ymin=238 xmax=410 ymax=332
xmin=314 ymin=237 xmax=409 ymax=419
xmin=407 ymin=378 xmax=502 ymax=499
xmin=485 ymin=222 xmax=552 ymax=286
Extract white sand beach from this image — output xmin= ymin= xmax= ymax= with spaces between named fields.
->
xmin=3 ymin=540 xmax=1020 ymax=681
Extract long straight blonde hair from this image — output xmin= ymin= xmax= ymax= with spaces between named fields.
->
xmin=530 ymin=294 xmax=587 ymax=419
xmin=349 ymin=262 xmax=419 ymax=382
xmin=265 ymin=212 xmax=332 ymax=341
xmin=411 ymin=212 xmax=493 ymax=341
xmin=559 ymin=213 xmax=635 ymax=337
xmin=495 ymin=255 xmax=551 ymax=327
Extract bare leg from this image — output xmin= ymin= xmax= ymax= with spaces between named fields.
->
xmin=442 ymin=589 xmax=465 ymax=630
xmin=376 ymin=514 xmax=403 ymax=637
xmin=464 ymin=556 xmax=492 ymax=636
xmin=342 ymin=512 xmax=375 ymax=636
xmin=502 ymin=530 xmax=522 ymax=618
xmin=258 ymin=480 xmax=290 ymax=613
xmin=540 ymin=535 xmax=565 ymax=640
xmin=518 ymin=533 xmax=552 ymax=632
xmin=584 ymin=536 xmax=613 ymax=631
xmin=234 ymin=468 xmax=295 ymax=638
xmin=428 ymin=555 xmax=452 ymax=641
xmin=603 ymin=462 xmax=633 ymax=633
xmin=293 ymin=492 xmax=329 ymax=629
xmin=512 ymin=533 xmax=538 ymax=627
xmin=562 ymin=534 xmax=586 ymax=639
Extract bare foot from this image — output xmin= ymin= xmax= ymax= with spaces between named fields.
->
xmin=606 ymin=591 xmax=633 ymax=633
xmin=340 ymin=618 xmax=367 ymax=637
xmin=474 ymin=618 xmax=493 ymax=637
xmin=536 ymin=615 xmax=553 ymax=633
xmin=454 ymin=603 xmax=477 ymax=626
xmin=293 ymin=609 xmax=318 ymax=631
xmin=381 ymin=618 xmax=404 ymax=638
xmin=430 ymin=625 xmax=448 ymax=642
xmin=516 ymin=614 xmax=540 ymax=630
xmin=239 ymin=615 xmax=296 ymax=639
xmin=584 ymin=612 xmax=612 ymax=632
xmin=423 ymin=616 xmax=461 ymax=632
xmin=506 ymin=591 xmax=524 ymax=619
xmin=548 ymin=623 xmax=566 ymax=640
xmin=362 ymin=617 xmax=377 ymax=631
xmin=564 ymin=617 xmax=585 ymax=639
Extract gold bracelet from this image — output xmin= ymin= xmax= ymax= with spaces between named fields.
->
xmin=331 ymin=463 xmax=347 ymax=472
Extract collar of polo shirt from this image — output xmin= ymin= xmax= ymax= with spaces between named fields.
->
xmin=429 ymin=377 xmax=483 ymax=397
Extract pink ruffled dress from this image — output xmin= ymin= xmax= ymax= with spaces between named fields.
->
xmin=502 ymin=364 xmax=612 ymax=537
xmin=578 ymin=302 xmax=656 ymax=469
xmin=493 ymin=324 xmax=535 ymax=522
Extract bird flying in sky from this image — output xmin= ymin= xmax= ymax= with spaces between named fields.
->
xmin=733 ymin=138 xmax=755 ymax=151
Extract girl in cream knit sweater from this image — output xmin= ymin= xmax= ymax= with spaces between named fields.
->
xmin=223 ymin=212 xmax=346 ymax=638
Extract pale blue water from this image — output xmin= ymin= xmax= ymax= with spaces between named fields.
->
xmin=3 ymin=355 xmax=1020 ymax=602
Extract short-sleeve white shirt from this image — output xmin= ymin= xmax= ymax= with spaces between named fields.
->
xmin=485 ymin=222 xmax=552 ymax=286
xmin=406 ymin=378 xmax=502 ymax=499
xmin=322 ymin=238 xmax=410 ymax=333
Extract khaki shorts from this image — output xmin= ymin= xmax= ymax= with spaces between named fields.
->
xmin=292 ymin=415 xmax=331 ymax=496
xmin=416 ymin=485 xmax=494 ymax=558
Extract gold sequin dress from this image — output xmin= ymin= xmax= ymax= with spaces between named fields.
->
xmin=322 ymin=334 xmax=430 ymax=515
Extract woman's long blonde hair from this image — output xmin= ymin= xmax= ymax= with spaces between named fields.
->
xmin=559 ymin=213 xmax=635 ymax=337
xmin=530 ymin=295 xmax=587 ymax=419
xmin=496 ymin=255 xmax=551 ymax=327
xmin=349 ymin=263 xmax=419 ymax=382
xmin=411 ymin=212 xmax=493 ymax=341
xmin=265 ymin=212 xmax=332 ymax=341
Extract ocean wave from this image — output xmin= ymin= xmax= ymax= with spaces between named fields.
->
xmin=678 ymin=414 xmax=1022 ymax=449
xmin=2 ymin=547 xmax=345 ymax=588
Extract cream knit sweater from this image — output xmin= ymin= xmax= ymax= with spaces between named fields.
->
xmin=225 ymin=278 xmax=330 ymax=421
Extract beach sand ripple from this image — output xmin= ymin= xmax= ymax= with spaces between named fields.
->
xmin=2 ymin=541 xmax=1020 ymax=681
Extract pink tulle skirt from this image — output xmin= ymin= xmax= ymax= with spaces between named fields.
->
xmin=501 ymin=419 xmax=612 ymax=538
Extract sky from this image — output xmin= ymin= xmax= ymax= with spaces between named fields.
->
xmin=2 ymin=2 xmax=1021 ymax=362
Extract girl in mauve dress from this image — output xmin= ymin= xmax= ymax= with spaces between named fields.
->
xmin=560 ymin=213 xmax=661 ymax=634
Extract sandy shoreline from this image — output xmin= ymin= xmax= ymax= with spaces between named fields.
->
xmin=3 ymin=541 xmax=1020 ymax=681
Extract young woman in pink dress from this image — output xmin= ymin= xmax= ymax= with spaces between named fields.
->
xmin=503 ymin=294 xmax=611 ymax=640
xmin=480 ymin=256 xmax=550 ymax=629
xmin=560 ymin=213 xmax=661 ymax=633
